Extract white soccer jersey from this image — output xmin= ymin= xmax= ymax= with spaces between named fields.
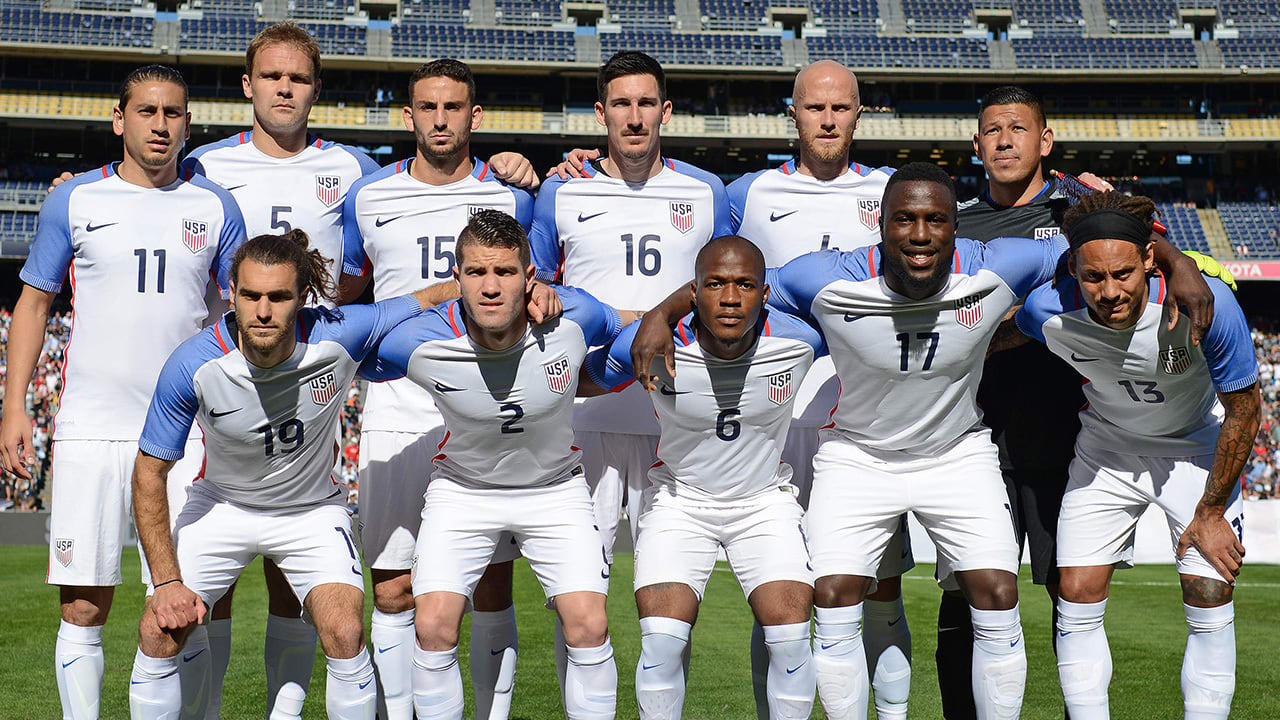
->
xmin=182 ymin=131 xmax=379 ymax=297
xmin=19 ymin=164 xmax=246 ymax=441
xmin=139 ymin=296 xmax=423 ymax=509
xmin=767 ymin=237 xmax=1066 ymax=456
xmin=728 ymin=159 xmax=893 ymax=428
xmin=341 ymin=157 xmax=535 ymax=434
xmin=588 ymin=310 xmax=825 ymax=499
xmin=530 ymin=157 xmax=731 ymax=434
xmin=363 ymin=286 xmax=623 ymax=488
xmin=728 ymin=159 xmax=892 ymax=262
xmin=1017 ymin=275 xmax=1257 ymax=457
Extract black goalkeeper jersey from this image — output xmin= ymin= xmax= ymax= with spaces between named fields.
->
xmin=958 ymin=176 xmax=1083 ymax=472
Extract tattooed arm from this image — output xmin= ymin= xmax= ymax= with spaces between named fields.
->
xmin=1176 ymin=383 xmax=1261 ymax=584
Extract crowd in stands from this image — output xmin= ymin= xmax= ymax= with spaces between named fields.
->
xmin=1244 ymin=318 xmax=1280 ymax=499
xmin=0 ymin=306 xmax=69 ymax=511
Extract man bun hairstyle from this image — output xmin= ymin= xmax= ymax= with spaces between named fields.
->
xmin=882 ymin=161 xmax=957 ymax=211
xmin=119 ymin=64 xmax=188 ymax=110
xmin=978 ymin=86 xmax=1046 ymax=130
xmin=246 ymin=21 xmax=322 ymax=79
xmin=1062 ymin=190 xmax=1158 ymax=251
xmin=597 ymin=51 xmax=666 ymax=105
xmin=409 ymin=58 xmax=477 ymax=107
xmin=456 ymin=210 xmax=531 ymax=268
xmin=231 ymin=228 xmax=337 ymax=305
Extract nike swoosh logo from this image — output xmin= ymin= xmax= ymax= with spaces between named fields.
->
xmin=601 ymin=568 xmax=610 ymax=579
xmin=786 ymin=662 xmax=807 ymax=674
xmin=62 ymin=657 xmax=82 ymax=668
xmin=209 ymin=408 xmax=240 ymax=417
xmin=85 ymin=222 xmax=117 ymax=232
xmin=770 ymin=210 xmax=798 ymax=222
xmin=434 ymin=381 xmax=463 ymax=393
xmin=843 ymin=313 xmax=865 ymax=323
xmin=351 ymin=564 xmax=362 ymax=576
xmin=658 ymin=386 xmax=689 ymax=396
xmin=1010 ymin=638 xmax=1020 ymax=648
xmin=375 ymin=216 xmax=401 ymax=227
xmin=183 ymin=649 xmax=206 ymax=663
xmin=888 ymin=616 xmax=903 ymax=626
xmin=1058 ymin=631 xmax=1072 ymax=637
xmin=820 ymin=641 xmax=838 ymax=650
xmin=491 ymin=649 xmax=504 ymax=656
xmin=378 ymin=645 xmax=400 ymax=654
xmin=577 ymin=211 xmax=607 ymax=222
xmin=224 ymin=184 xmax=247 ymax=192
xmin=359 ymin=679 xmax=373 ymax=690
xmin=1070 ymin=353 xmax=1099 ymax=362
xmin=642 ymin=662 xmax=663 ymax=670
xmin=131 ymin=680 xmax=147 ymax=685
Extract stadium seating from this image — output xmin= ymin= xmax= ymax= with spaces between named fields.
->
xmin=393 ymin=26 xmax=576 ymax=63
xmin=0 ymin=211 xmax=39 ymax=242
xmin=608 ymin=0 xmax=678 ymax=28
xmin=282 ymin=0 xmax=359 ymax=22
xmin=901 ymin=0 xmax=972 ymax=33
xmin=0 ymin=182 xmax=46 ymax=211
xmin=399 ymin=0 xmax=469 ymax=24
xmin=808 ymin=0 xmax=880 ymax=33
xmin=1219 ymin=37 xmax=1280 ymax=69
xmin=1220 ymin=202 xmax=1280 ymax=259
xmin=700 ymin=0 xmax=772 ymax=32
xmin=495 ymin=0 xmax=563 ymax=27
xmin=1013 ymin=0 xmax=1085 ymax=36
xmin=1103 ymin=0 xmax=1182 ymax=33
xmin=1011 ymin=36 xmax=1197 ymax=69
xmin=180 ymin=16 xmax=366 ymax=54
xmin=808 ymin=34 xmax=989 ymax=70
xmin=602 ymin=30 xmax=784 ymax=67
xmin=1218 ymin=0 xmax=1280 ymax=36
xmin=1156 ymin=202 xmax=1211 ymax=253
xmin=0 ymin=6 xmax=154 ymax=48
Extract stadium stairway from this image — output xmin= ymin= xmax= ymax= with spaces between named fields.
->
xmin=575 ymin=33 xmax=601 ymax=64
xmin=989 ymin=39 xmax=1014 ymax=70
xmin=1081 ymin=0 xmax=1110 ymax=35
xmin=877 ymin=0 xmax=907 ymax=34
xmin=781 ymin=37 xmax=808 ymax=67
xmin=470 ymin=0 xmax=497 ymax=27
xmin=1197 ymin=208 xmax=1237 ymax=259
xmin=1195 ymin=40 xmax=1223 ymax=68
xmin=674 ymin=0 xmax=700 ymax=30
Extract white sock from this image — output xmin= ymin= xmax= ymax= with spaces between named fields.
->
xmin=56 ymin=621 xmax=105 ymax=720
xmin=970 ymin=605 xmax=1027 ymax=720
xmin=177 ymin=624 xmax=211 ymax=720
xmin=130 ymin=648 xmax=181 ymax=720
xmin=269 ymin=681 xmax=306 ymax=719
xmin=205 ymin=618 xmax=231 ymax=720
xmin=763 ymin=621 xmax=815 ymax=720
xmin=565 ymin=639 xmax=618 ymax=720
xmin=813 ymin=604 xmax=868 ymax=720
xmin=863 ymin=597 xmax=911 ymax=720
xmin=635 ymin=617 xmax=690 ymax=719
xmin=412 ymin=644 xmax=464 ymax=720
xmin=371 ymin=609 xmax=416 ymax=720
xmin=325 ymin=648 xmax=377 ymax=720
xmin=1055 ymin=598 xmax=1110 ymax=719
xmin=264 ymin=614 xmax=318 ymax=713
xmin=750 ymin=622 xmax=769 ymax=720
xmin=1183 ymin=602 xmax=1236 ymax=720
xmin=470 ymin=607 xmax=519 ymax=720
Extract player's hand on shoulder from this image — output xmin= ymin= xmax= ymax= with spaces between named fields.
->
xmin=48 ymin=171 xmax=78 ymax=193
xmin=1177 ymin=506 xmax=1245 ymax=583
xmin=528 ymin=281 xmax=563 ymax=324
xmin=630 ymin=313 xmax=677 ymax=393
xmin=1181 ymin=250 xmax=1238 ymax=291
xmin=488 ymin=152 xmax=540 ymax=191
xmin=546 ymin=148 xmax=601 ymax=180
xmin=151 ymin=581 xmax=206 ymax=630
xmin=1163 ymin=251 xmax=1215 ymax=346
xmin=0 ymin=410 xmax=35 ymax=480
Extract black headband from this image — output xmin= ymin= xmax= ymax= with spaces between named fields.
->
xmin=1066 ymin=208 xmax=1151 ymax=251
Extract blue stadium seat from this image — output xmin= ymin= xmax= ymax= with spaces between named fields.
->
xmin=1011 ymin=36 xmax=1196 ymax=69
xmin=495 ymin=0 xmax=563 ymax=27
xmin=392 ymin=26 xmax=576 ymax=63
xmin=808 ymin=33 xmax=989 ymax=69
xmin=602 ymin=29 xmax=784 ymax=67
xmin=1219 ymin=202 xmax=1280 ymax=259
xmin=1155 ymin=203 xmax=1211 ymax=254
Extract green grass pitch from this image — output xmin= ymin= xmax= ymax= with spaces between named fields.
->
xmin=3 ymin=544 xmax=1278 ymax=718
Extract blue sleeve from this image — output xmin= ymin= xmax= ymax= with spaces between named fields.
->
xmin=585 ymin=320 xmax=640 ymax=390
xmin=529 ymin=178 xmax=564 ymax=282
xmin=726 ymin=173 xmax=753 ymax=233
xmin=359 ymin=305 xmax=455 ymax=382
xmin=211 ymin=187 xmax=246 ymax=296
xmin=341 ymin=176 xmax=370 ymax=277
xmin=1200 ymin=278 xmax=1259 ymax=393
xmin=984 ymin=234 xmax=1069 ymax=299
xmin=138 ymin=334 xmax=216 ymax=460
xmin=711 ymin=176 xmax=733 ymax=237
xmin=764 ymin=251 xmax=841 ymax=323
xmin=18 ymin=181 xmax=77 ymax=292
xmin=338 ymin=143 xmax=381 ymax=176
xmin=768 ymin=310 xmax=828 ymax=358
xmin=1014 ymin=283 xmax=1058 ymax=345
xmin=559 ymin=285 xmax=623 ymax=347
xmin=330 ymin=294 xmax=423 ymax=362
xmin=180 ymin=155 xmax=205 ymax=178
xmin=511 ymin=185 xmax=535 ymax=232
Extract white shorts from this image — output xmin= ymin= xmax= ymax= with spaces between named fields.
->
xmin=47 ymin=438 xmax=204 ymax=587
xmin=1058 ymin=443 xmax=1244 ymax=583
xmin=633 ymin=483 xmax=813 ymax=601
xmin=575 ymin=430 xmax=659 ymax=563
xmin=411 ymin=472 xmax=609 ymax=602
xmin=171 ymin=484 xmax=364 ymax=607
xmin=807 ymin=431 xmax=1017 ymax=585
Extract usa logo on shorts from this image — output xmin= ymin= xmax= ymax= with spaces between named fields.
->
xmin=954 ymin=293 xmax=983 ymax=330
xmin=1161 ymin=346 xmax=1191 ymax=375
xmin=182 ymin=219 xmax=208 ymax=253
xmin=310 ymin=372 xmax=338 ymax=405
xmin=55 ymin=538 xmax=73 ymax=567
xmin=543 ymin=357 xmax=572 ymax=394
xmin=767 ymin=370 xmax=793 ymax=405
xmin=1034 ymin=226 xmax=1060 ymax=240
xmin=858 ymin=199 xmax=881 ymax=229
xmin=670 ymin=202 xmax=695 ymax=234
xmin=316 ymin=175 xmax=341 ymax=207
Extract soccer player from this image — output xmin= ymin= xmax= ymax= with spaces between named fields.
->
xmin=726 ymin=60 xmax=912 ymax=720
xmin=127 ymin=229 xmax=441 ymax=720
xmin=628 ymin=163 xmax=1213 ymax=720
xmin=584 ymin=236 xmax=823 ymax=720
xmin=362 ymin=210 xmax=628 ymax=720
xmin=529 ymin=51 xmax=731 ymax=681
xmin=338 ymin=58 xmax=536 ymax=720
xmin=0 ymin=65 xmax=245 ymax=720
xmin=1014 ymin=192 xmax=1257 ymax=720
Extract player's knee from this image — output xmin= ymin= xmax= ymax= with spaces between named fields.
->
xmin=813 ymin=575 xmax=870 ymax=608
xmin=1181 ymin=575 xmax=1234 ymax=608
xmin=136 ymin=610 xmax=183 ymax=658
xmin=559 ymin=598 xmax=610 ymax=647
xmin=1058 ymin=571 xmax=1107 ymax=604
xmin=322 ymin=615 xmax=366 ymax=658
xmin=60 ymin=586 xmax=112 ymax=626
xmin=415 ymin=612 xmax=461 ymax=651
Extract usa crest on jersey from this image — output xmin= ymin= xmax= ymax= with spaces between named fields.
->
xmin=954 ymin=293 xmax=983 ymax=330
xmin=543 ymin=356 xmax=572 ymax=394
xmin=55 ymin=538 xmax=74 ymax=567
xmin=316 ymin=175 xmax=342 ymax=207
xmin=1034 ymin=226 xmax=1060 ymax=240
xmin=468 ymin=205 xmax=488 ymax=216
xmin=310 ymin=372 xmax=339 ymax=405
xmin=182 ymin=219 xmax=208 ymax=253
xmin=670 ymin=202 xmax=695 ymax=234
xmin=1161 ymin=346 xmax=1191 ymax=375
xmin=767 ymin=370 xmax=793 ymax=405
xmin=858 ymin=199 xmax=881 ymax=230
